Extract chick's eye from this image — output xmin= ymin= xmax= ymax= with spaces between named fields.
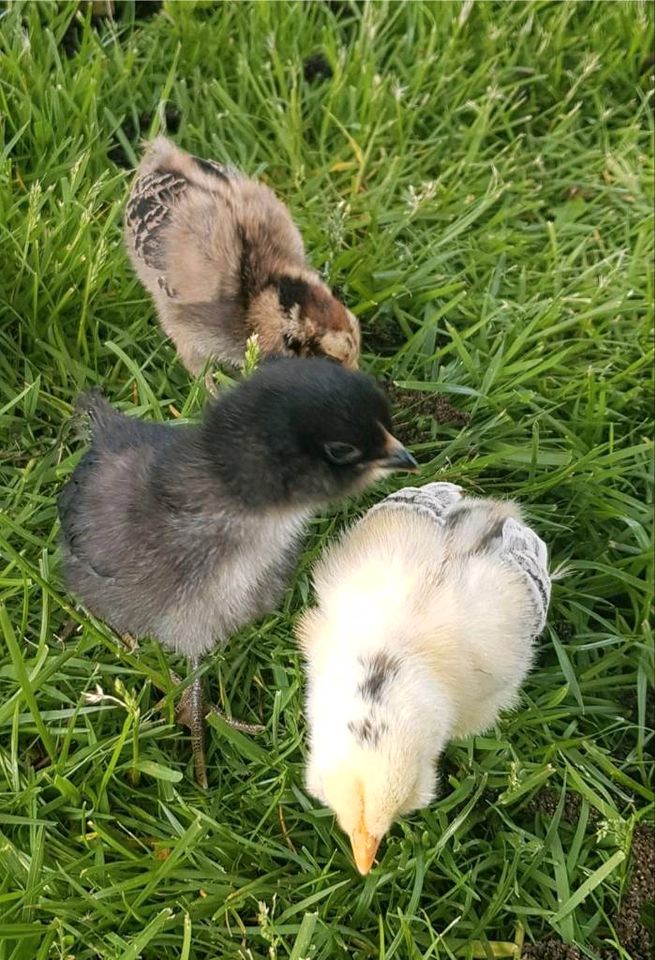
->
xmin=283 ymin=332 xmax=303 ymax=355
xmin=324 ymin=441 xmax=361 ymax=465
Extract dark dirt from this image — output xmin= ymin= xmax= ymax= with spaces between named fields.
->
xmin=522 ymin=940 xmax=582 ymax=960
xmin=640 ymin=52 xmax=655 ymax=75
xmin=60 ymin=18 xmax=84 ymax=58
xmin=609 ymin=824 xmax=654 ymax=960
xmin=431 ymin=395 xmax=472 ymax=427
xmin=386 ymin=383 xmax=471 ymax=423
xmin=527 ymin=787 xmax=587 ymax=824
xmin=522 ymin=823 xmax=654 ymax=960
xmin=114 ymin=0 xmax=164 ymax=18
xmin=553 ymin=619 xmax=574 ymax=640
xmin=325 ymin=0 xmax=362 ymax=17
xmin=385 ymin=382 xmax=470 ymax=446
xmin=363 ymin=314 xmax=408 ymax=356
xmin=618 ymin=684 xmax=655 ymax=728
xmin=303 ymin=53 xmax=333 ymax=83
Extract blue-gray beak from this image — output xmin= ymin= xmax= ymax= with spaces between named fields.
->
xmin=380 ymin=432 xmax=419 ymax=473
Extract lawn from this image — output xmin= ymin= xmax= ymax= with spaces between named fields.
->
xmin=0 ymin=1 xmax=653 ymax=958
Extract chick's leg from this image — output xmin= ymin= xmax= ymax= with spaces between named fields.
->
xmin=170 ymin=664 xmax=264 ymax=788
xmin=187 ymin=656 xmax=208 ymax=790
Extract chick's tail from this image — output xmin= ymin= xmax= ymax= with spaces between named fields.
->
xmin=73 ymin=389 xmax=120 ymax=436
xmin=137 ymin=135 xmax=180 ymax=177
xmin=137 ymin=135 xmax=235 ymax=190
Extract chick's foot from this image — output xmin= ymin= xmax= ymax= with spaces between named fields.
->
xmin=160 ymin=668 xmax=263 ymax=787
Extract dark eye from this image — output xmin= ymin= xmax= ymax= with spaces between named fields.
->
xmin=283 ymin=332 xmax=303 ymax=355
xmin=324 ymin=441 xmax=361 ymax=465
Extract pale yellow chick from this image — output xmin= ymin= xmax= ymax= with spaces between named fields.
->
xmin=297 ymin=482 xmax=550 ymax=874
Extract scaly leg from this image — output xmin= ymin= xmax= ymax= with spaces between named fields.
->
xmin=167 ymin=665 xmax=264 ymax=788
xmin=186 ymin=657 xmax=208 ymax=789
xmin=171 ymin=672 xmax=264 ymax=734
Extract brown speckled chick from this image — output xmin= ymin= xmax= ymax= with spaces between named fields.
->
xmin=125 ymin=137 xmax=360 ymax=376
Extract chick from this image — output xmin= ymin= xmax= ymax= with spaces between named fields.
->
xmin=125 ymin=137 xmax=360 ymax=376
xmin=58 ymin=359 xmax=417 ymax=787
xmin=297 ymin=482 xmax=550 ymax=874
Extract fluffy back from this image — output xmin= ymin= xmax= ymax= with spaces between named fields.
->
xmin=137 ymin=136 xmax=237 ymax=192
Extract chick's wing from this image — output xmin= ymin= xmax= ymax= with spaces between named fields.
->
xmin=125 ymin=169 xmax=188 ymax=275
xmin=500 ymin=517 xmax=551 ymax=635
xmin=58 ymin=431 xmax=171 ymax=584
xmin=57 ymin=450 xmax=114 ymax=578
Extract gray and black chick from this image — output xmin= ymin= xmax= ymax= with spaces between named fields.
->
xmin=58 ymin=358 xmax=417 ymax=787
xmin=125 ymin=137 xmax=360 ymax=376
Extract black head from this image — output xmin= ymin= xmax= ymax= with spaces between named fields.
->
xmin=201 ymin=358 xmax=418 ymax=507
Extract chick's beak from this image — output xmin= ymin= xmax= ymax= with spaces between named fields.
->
xmin=380 ymin=430 xmax=419 ymax=472
xmin=350 ymin=827 xmax=381 ymax=875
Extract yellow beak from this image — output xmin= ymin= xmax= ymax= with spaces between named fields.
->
xmin=350 ymin=827 xmax=381 ymax=875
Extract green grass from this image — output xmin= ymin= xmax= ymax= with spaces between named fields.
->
xmin=0 ymin=1 xmax=653 ymax=958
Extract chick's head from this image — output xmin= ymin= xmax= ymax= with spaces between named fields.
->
xmin=202 ymin=358 xmax=417 ymax=506
xmin=250 ymin=276 xmax=360 ymax=369
xmin=307 ymin=737 xmax=440 ymax=876
xmin=282 ymin=358 xmax=417 ymax=500
xmin=301 ymin=643 xmax=448 ymax=874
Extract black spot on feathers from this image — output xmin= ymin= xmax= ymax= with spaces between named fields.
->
xmin=237 ymin=226 xmax=257 ymax=309
xmin=445 ymin=510 xmax=505 ymax=553
xmin=348 ymin=717 xmax=388 ymax=748
xmin=357 ymin=651 xmax=401 ymax=703
xmin=276 ymin=276 xmax=310 ymax=313
xmin=283 ymin=333 xmax=303 ymax=355
xmin=474 ymin=520 xmax=505 ymax=553
xmin=445 ymin=506 xmax=468 ymax=527
xmin=193 ymin=156 xmax=229 ymax=181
